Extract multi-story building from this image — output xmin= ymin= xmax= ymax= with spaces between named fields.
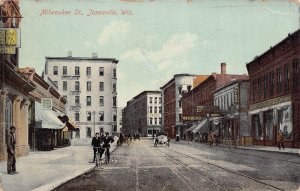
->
xmin=117 ymin=107 xmax=124 ymax=134
xmin=43 ymin=52 xmax=119 ymax=138
xmin=213 ymin=79 xmax=250 ymax=145
xmin=182 ymin=63 xmax=248 ymax=140
xmin=160 ymin=74 xmax=205 ymax=138
xmin=1 ymin=0 xmax=35 ymax=160
xmin=123 ymin=91 xmax=162 ymax=137
xmin=247 ymin=29 xmax=300 ymax=148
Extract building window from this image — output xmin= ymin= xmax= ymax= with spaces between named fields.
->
xmin=154 ymin=106 xmax=157 ymax=113
xmin=252 ymin=79 xmax=256 ymax=102
xmin=99 ymin=82 xmax=104 ymax=91
xmin=187 ymin=85 xmax=192 ymax=92
xmin=53 ymin=81 xmax=58 ymax=88
xmin=179 ymin=99 xmax=182 ymax=107
xmin=154 ymin=118 xmax=157 ymax=125
xmin=253 ymin=114 xmax=262 ymax=139
xmin=87 ymin=81 xmax=91 ymax=91
xmin=63 ymin=66 xmax=67 ymax=75
xmin=179 ymin=114 xmax=182 ymax=122
xmin=86 ymin=96 xmax=91 ymax=106
xmin=75 ymin=113 xmax=80 ymax=121
xmin=257 ymin=78 xmax=261 ymax=98
xmin=149 ymin=97 xmax=153 ymax=104
xmin=86 ymin=127 xmax=91 ymax=138
xmin=99 ymin=111 xmax=104 ymax=121
xmin=149 ymin=118 xmax=153 ymax=125
xmin=113 ymin=125 xmax=117 ymax=131
xmin=86 ymin=67 xmax=91 ymax=76
xmin=264 ymin=75 xmax=267 ymax=98
xmin=113 ymin=83 xmax=116 ymax=93
xmin=159 ymin=118 xmax=162 ymax=125
xmin=113 ymin=114 xmax=117 ymax=122
xmin=75 ymin=81 xmax=80 ymax=91
xmin=154 ymin=97 xmax=157 ymax=104
xmin=284 ymin=64 xmax=289 ymax=92
xmin=159 ymin=97 xmax=162 ymax=103
xmin=63 ymin=81 xmax=67 ymax=91
xmin=159 ymin=107 xmax=162 ymax=113
xmin=99 ymin=96 xmax=104 ymax=106
xmin=277 ymin=68 xmax=282 ymax=94
xmin=293 ymin=59 xmax=299 ymax=89
xmin=87 ymin=111 xmax=92 ymax=121
xmin=99 ymin=67 xmax=104 ymax=76
xmin=113 ymin=68 xmax=116 ymax=78
xmin=150 ymin=107 xmax=153 ymax=113
xmin=270 ymin=72 xmax=274 ymax=97
xmin=264 ymin=110 xmax=273 ymax=141
xmin=113 ymin=96 xmax=117 ymax=107
xmin=75 ymin=96 xmax=80 ymax=105
xmin=53 ymin=66 xmax=58 ymax=75
xmin=178 ymin=87 xmax=182 ymax=94
xmin=75 ymin=66 xmax=80 ymax=76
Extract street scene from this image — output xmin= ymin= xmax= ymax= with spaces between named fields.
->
xmin=55 ymin=139 xmax=300 ymax=191
xmin=1 ymin=0 xmax=300 ymax=191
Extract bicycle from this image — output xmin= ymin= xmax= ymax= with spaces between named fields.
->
xmin=99 ymin=146 xmax=110 ymax=166
xmin=93 ymin=147 xmax=101 ymax=167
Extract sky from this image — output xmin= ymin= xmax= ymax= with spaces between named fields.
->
xmin=19 ymin=0 xmax=299 ymax=107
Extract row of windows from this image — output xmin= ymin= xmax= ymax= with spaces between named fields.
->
xmin=252 ymin=60 xmax=299 ymax=102
xmin=53 ymin=81 xmax=116 ymax=92
xmin=53 ymin=66 xmax=116 ymax=77
xmin=178 ymin=86 xmax=192 ymax=94
xmin=71 ymin=96 xmax=117 ymax=107
xmin=149 ymin=97 xmax=162 ymax=104
xmin=149 ymin=106 xmax=162 ymax=113
xmin=214 ymin=92 xmax=235 ymax=110
xmin=74 ymin=111 xmax=117 ymax=122
xmin=149 ymin=118 xmax=162 ymax=125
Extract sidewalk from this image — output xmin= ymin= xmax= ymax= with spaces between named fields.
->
xmin=172 ymin=139 xmax=300 ymax=156
xmin=0 ymin=137 xmax=118 ymax=191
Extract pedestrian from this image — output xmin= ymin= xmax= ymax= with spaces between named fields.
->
xmin=176 ymin=132 xmax=180 ymax=141
xmin=100 ymin=132 xmax=114 ymax=163
xmin=213 ymin=132 xmax=219 ymax=146
xmin=91 ymin=133 xmax=101 ymax=163
xmin=7 ymin=126 xmax=18 ymax=175
xmin=208 ymin=132 xmax=213 ymax=147
xmin=277 ymin=130 xmax=285 ymax=150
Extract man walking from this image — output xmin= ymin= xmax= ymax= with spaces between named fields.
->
xmin=7 ymin=126 xmax=18 ymax=175
xmin=277 ymin=130 xmax=285 ymax=150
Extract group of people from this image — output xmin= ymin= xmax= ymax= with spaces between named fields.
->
xmin=91 ymin=132 xmax=114 ymax=164
xmin=208 ymin=131 xmax=219 ymax=147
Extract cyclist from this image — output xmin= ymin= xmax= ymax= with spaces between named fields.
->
xmin=91 ymin=133 xmax=101 ymax=163
xmin=100 ymin=132 xmax=114 ymax=163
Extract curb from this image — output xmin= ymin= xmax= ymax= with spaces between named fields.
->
xmin=44 ymin=143 xmax=119 ymax=191
xmin=173 ymin=140 xmax=300 ymax=157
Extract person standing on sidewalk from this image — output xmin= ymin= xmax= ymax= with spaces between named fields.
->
xmin=100 ymin=132 xmax=114 ymax=163
xmin=208 ymin=132 xmax=213 ymax=147
xmin=91 ymin=133 xmax=101 ymax=163
xmin=277 ymin=130 xmax=285 ymax=150
xmin=7 ymin=126 xmax=18 ymax=175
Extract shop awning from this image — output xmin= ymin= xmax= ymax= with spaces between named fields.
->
xmin=185 ymin=123 xmax=198 ymax=132
xmin=66 ymin=120 xmax=77 ymax=131
xmin=192 ymin=119 xmax=208 ymax=134
xmin=35 ymin=102 xmax=65 ymax=129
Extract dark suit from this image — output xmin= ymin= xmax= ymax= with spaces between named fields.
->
xmin=7 ymin=132 xmax=16 ymax=174
xmin=100 ymin=136 xmax=114 ymax=161
xmin=91 ymin=137 xmax=102 ymax=162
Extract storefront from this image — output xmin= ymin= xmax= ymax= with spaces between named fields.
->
xmin=249 ymin=95 xmax=292 ymax=147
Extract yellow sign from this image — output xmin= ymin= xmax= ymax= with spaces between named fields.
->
xmin=5 ymin=29 xmax=17 ymax=46
xmin=0 ymin=47 xmax=15 ymax=54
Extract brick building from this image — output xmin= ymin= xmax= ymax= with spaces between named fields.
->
xmin=122 ymin=91 xmax=162 ymax=137
xmin=182 ymin=64 xmax=248 ymax=140
xmin=247 ymin=29 xmax=300 ymax=148
xmin=160 ymin=74 xmax=201 ymax=138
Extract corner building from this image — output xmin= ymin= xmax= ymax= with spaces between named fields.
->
xmin=43 ymin=53 xmax=118 ymax=138
xmin=247 ymin=29 xmax=300 ymax=148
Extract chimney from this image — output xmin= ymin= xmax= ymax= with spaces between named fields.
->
xmin=67 ymin=51 xmax=72 ymax=57
xmin=92 ymin=52 xmax=98 ymax=58
xmin=221 ymin=63 xmax=226 ymax=74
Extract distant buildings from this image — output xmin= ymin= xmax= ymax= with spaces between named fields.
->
xmin=160 ymin=74 xmax=196 ymax=138
xmin=117 ymin=107 xmax=124 ymax=134
xmin=43 ymin=52 xmax=119 ymax=138
xmin=123 ymin=91 xmax=162 ymax=136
